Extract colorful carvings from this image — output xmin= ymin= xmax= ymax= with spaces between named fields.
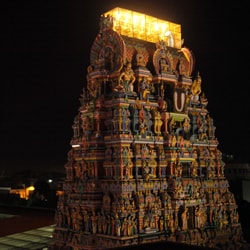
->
xmin=50 ymin=8 xmax=248 ymax=250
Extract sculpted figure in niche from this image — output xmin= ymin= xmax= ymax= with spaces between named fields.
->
xmin=175 ymin=160 xmax=182 ymax=177
xmin=87 ymin=66 xmax=99 ymax=98
xmin=189 ymin=72 xmax=202 ymax=103
xmin=136 ymin=53 xmax=146 ymax=67
xmin=183 ymin=117 xmax=191 ymax=135
xmin=159 ymin=54 xmax=169 ymax=73
xmin=181 ymin=207 xmax=189 ymax=231
xmin=168 ymin=212 xmax=175 ymax=233
xmin=139 ymin=77 xmax=151 ymax=100
xmin=118 ymin=62 xmax=136 ymax=92
xmin=157 ymin=96 xmax=167 ymax=111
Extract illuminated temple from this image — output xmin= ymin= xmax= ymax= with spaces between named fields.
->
xmin=50 ymin=7 xmax=248 ymax=249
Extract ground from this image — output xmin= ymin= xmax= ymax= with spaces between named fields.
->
xmin=0 ymin=205 xmax=55 ymax=237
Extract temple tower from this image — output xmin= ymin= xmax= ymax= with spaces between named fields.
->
xmin=50 ymin=7 xmax=247 ymax=250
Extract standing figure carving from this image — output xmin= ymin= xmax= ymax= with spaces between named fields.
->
xmin=189 ymin=72 xmax=202 ymax=103
xmin=118 ymin=62 xmax=136 ymax=92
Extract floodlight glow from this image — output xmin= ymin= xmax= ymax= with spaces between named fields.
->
xmin=103 ymin=7 xmax=182 ymax=48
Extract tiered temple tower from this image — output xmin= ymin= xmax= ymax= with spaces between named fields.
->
xmin=50 ymin=7 xmax=247 ymax=250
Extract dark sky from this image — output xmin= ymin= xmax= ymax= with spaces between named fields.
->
xmin=1 ymin=0 xmax=249 ymax=175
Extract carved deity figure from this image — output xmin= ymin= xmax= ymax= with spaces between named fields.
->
xmin=189 ymin=72 xmax=202 ymax=103
xmin=181 ymin=207 xmax=189 ymax=231
xmin=117 ymin=62 xmax=136 ymax=92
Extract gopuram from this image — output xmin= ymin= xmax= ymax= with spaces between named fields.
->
xmin=50 ymin=7 xmax=248 ymax=250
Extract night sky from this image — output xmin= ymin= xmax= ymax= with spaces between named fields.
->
xmin=1 ymin=0 xmax=249 ymax=175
